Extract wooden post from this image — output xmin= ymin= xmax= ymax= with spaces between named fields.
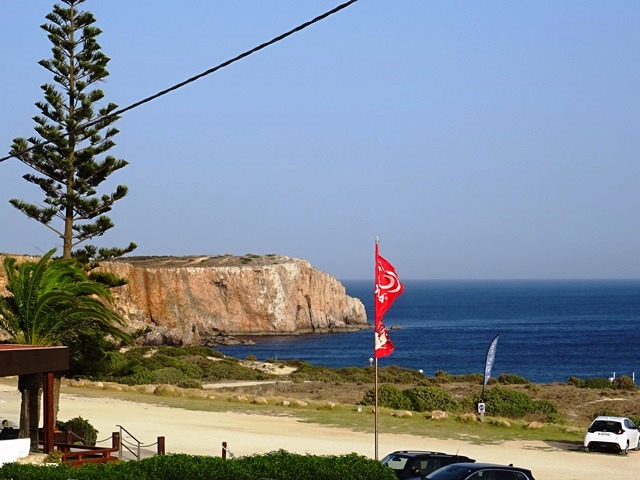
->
xmin=222 ymin=441 xmax=227 ymax=460
xmin=115 ymin=430 xmax=122 ymax=460
xmin=157 ymin=436 xmax=165 ymax=455
xmin=42 ymin=371 xmax=54 ymax=453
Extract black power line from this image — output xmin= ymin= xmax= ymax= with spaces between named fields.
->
xmin=0 ymin=0 xmax=359 ymax=165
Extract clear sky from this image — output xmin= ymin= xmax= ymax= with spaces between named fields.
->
xmin=1 ymin=1 xmax=639 ymax=280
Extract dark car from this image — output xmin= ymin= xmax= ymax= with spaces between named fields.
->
xmin=425 ymin=462 xmax=536 ymax=480
xmin=381 ymin=450 xmax=476 ymax=479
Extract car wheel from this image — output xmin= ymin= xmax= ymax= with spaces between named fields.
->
xmin=621 ymin=442 xmax=629 ymax=455
xmin=637 ymin=437 xmax=640 ymax=451
xmin=584 ymin=446 xmax=590 ymax=453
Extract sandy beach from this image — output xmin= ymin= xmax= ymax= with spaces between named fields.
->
xmin=0 ymin=381 xmax=636 ymax=480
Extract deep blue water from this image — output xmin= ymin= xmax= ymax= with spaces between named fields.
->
xmin=215 ymin=280 xmax=640 ymax=383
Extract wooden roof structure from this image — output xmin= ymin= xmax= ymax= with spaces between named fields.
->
xmin=0 ymin=345 xmax=69 ymax=453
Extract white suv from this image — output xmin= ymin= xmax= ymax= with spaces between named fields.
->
xmin=584 ymin=416 xmax=640 ymax=455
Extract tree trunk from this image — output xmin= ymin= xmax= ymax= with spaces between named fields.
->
xmin=53 ymin=372 xmax=62 ymax=424
xmin=18 ymin=373 xmax=43 ymax=452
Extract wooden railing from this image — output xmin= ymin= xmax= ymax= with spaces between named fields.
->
xmin=38 ymin=426 xmax=165 ymax=467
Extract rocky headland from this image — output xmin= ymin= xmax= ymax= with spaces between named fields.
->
xmin=0 ymin=253 xmax=368 ymax=346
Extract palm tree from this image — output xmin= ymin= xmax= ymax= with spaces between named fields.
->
xmin=0 ymin=249 xmax=130 ymax=451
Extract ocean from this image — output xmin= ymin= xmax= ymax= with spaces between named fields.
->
xmin=215 ymin=280 xmax=640 ymax=384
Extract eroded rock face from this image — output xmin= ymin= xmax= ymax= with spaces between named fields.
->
xmin=98 ymin=255 xmax=368 ymax=346
xmin=0 ymin=253 xmax=368 ymax=346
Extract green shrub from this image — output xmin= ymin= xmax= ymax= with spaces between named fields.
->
xmin=403 ymin=386 xmax=460 ymax=412
xmin=432 ymin=371 xmax=484 ymax=384
xmin=92 ymin=347 xmax=269 ymax=385
xmin=0 ymin=463 xmax=75 ymax=480
xmin=567 ymin=376 xmax=585 ymax=387
xmin=612 ymin=375 xmax=637 ymax=390
xmin=152 ymin=367 xmax=187 ymax=385
xmin=335 ymin=366 xmax=373 ymax=384
xmin=176 ymin=378 xmax=203 ymax=389
xmin=0 ymin=451 xmax=397 ymax=480
xmin=361 ymin=384 xmax=412 ymax=410
xmin=462 ymin=388 xmax=558 ymax=421
xmin=377 ymin=366 xmax=425 ymax=384
xmin=584 ymin=377 xmax=613 ymax=389
xmin=532 ymin=400 xmax=558 ymax=415
xmin=497 ymin=373 xmax=530 ymax=385
xmin=159 ymin=346 xmax=213 ymax=358
xmin=56 ymin=416 xmax=98 ymax=446
xmin=42 ymin=448 xmax=64 ymax=464
xmin=237 ymin=451 xmax=396 ymax=480
xmin=116 ymin=365 xmax=156 ymax=385
xmin=433 ymin=370 xmax=451 ymax=382
xmin=290 ymin=362 xmax=343 ymax=383
xmin=207 ymin=349 xmax=225 ymax=359
xmin=201 ymin=358 xmax=268 ymax=381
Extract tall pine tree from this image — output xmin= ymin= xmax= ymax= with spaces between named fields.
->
xmin=10 ymin=0 xmax=135 ymax=265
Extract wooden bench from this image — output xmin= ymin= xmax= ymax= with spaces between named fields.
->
xmin=56 ymin=437 xmax=119 ymax=467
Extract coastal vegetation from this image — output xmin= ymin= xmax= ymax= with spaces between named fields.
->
xmin=66 ymin=345 xmax=640 ymax=434
xmin=0 ymin=451 xmax=396 ymax=480
xmin=0 ymin=250 xmax=130 ymax=449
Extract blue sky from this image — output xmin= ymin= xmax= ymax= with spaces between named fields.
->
xmin=1 ymin=1 xmax=639 ymax=280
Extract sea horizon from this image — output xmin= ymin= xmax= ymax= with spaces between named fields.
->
xmin=216 ymin=279 xmax=640 ymax=384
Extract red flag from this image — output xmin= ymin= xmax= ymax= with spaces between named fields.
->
xmin=374 ymin=242 xmax=404 ymax=358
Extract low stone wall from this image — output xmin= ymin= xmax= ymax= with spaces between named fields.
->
xmin=0 ymin=437 xmax=30 ymax=466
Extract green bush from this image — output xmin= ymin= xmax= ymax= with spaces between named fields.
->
xmin=584 ymin=377 xmax=613 ymax=389
xmin=403 ymin=386 xmax=460 ymax=412
xmin=567 ymin=376 xmax=585 ymax=387
xmin=497 ymin=373 xmax=530 ymax=385
xmin=0 ymin=451 xmax=396 ymax=480
xmin=335 ymin=366 xmax=373 ymax=384
xmin=290 ymin=362 xmax=343 ymax=383
xmin=159 ymin=346 xmax=213 ymax=358
xmin=612 ymin=375 xmax=637 ymax=390
xmin=91 ymin=347 xmax=268 ymax=385
xmin=202 ymin=358 xmax=268 ymax=381
xmin=176 ymin=378 xmax=203 ymax=389
xmin=432 ymin=371 xmax=484 ymax=384
xmin=115 ymin=365 xmax=156 ymax=385
xmin=55 ymin=416 xmax=98 ymax=446
xmin=152 ymin=367 xmax=188 ymax=385
xmin=377 ymin=366 xmax=425 ymax=384
xmin=462 ymin=388 xmax=558 ymax=421
xmin=361 ymin=384 xmax=412 ymax=410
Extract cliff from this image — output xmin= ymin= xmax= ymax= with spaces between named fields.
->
xmin=0 ymin=253 xmax=368 ymax=346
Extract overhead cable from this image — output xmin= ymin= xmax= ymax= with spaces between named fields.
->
xmin=0 ymin=0 xmax=359 ymax=164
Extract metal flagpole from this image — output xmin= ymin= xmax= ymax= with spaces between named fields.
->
xmin=374 ymin=237 xmax=379 ymax=460
xmin=375 ymin=357 xmax=379 ymax=460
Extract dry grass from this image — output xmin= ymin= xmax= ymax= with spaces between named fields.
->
xmin=57 ymin=379 xmax=592 ymax=443
xmin=194 ymin=379 xmax=640 ymax=428
xmin=5 ymin=373 xmax=638 ymax=444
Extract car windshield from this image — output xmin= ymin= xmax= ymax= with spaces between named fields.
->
xmin=426 ymin=465 xmax=474 ymax=480
xmin=591 ymin=420 xmax=622 ymax=433
xmin=381 ymin=454 xmax=410 ymax=472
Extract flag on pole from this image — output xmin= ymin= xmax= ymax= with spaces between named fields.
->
xmin=374 ymin=241 xmax=404 ymax=358
xmin=483 ymin=334 xmax=500 ymax=385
